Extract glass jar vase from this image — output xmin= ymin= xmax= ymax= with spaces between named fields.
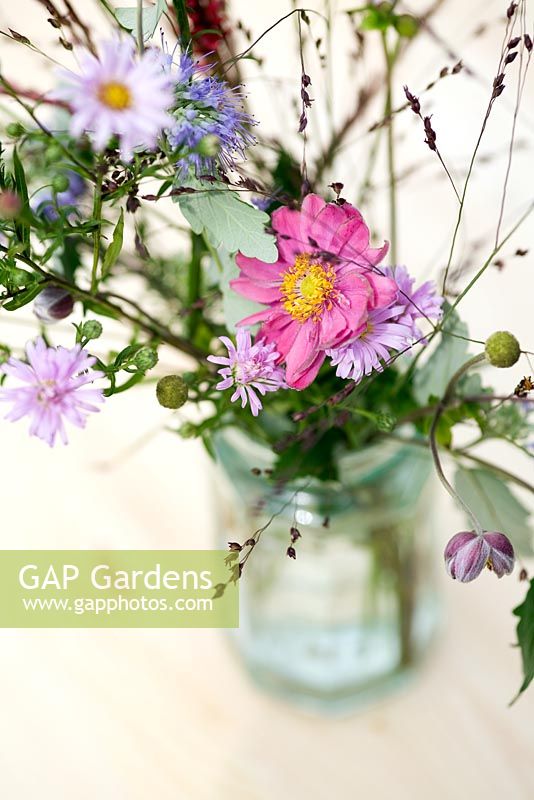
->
xmin=213 ymin=429 xmax=439 ymax=712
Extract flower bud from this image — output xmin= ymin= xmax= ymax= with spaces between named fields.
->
xmin=156 ymin=375 xmax=189 ymax=409
xmin=45 ymin=144 xmax=64 ymax=164
xmin=395 ymin=14 xmax=419 ymax=38
xmin=444 ymin=530 xmax=514 ymax=582
xmin=6 ymin=122 xmax=25 ymax=138
xmin=81 ymin=320 xmax=103 ymax=341
xmin=485 ymin=331 xmax=520 ymax=368
xmin=52 ymin=174 xmax=71 ymax=193
xmin=376 ymin=412 xmax=396 ymax=432
xmin=34 ymin=287 xmax=74 ymax=323
xmin=178 ymin=421 xmax=197 ymax=438
xmin=0 ymin=190 xmax=22 ymax=219
xmin=133 ymin=347 xmax=158 ymax=372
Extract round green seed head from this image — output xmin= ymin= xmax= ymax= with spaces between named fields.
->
xmin=6 ymin=122 xmax=25 ymax=138
xmin=45 ymin=144 xmax=63 ymax=164
xmin=133 ymin=347 xmax=158 ymax=372
xmin=485 ymin=331 xmax=520 ymax=368
xmin=52 ymin=174 xmax=70 ymax=193
xmin=81 ymin=320 xmax=103 ymax=341
xmin=156 ymin=375 xmax=189 ymax=409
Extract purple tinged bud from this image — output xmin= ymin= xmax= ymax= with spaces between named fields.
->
xmin=444 ymin=530 xmax=515 ymax=582
xmin=33 ymin=287 xmax=75 ymax=323
xmin=0 ymin=190 xmax=22 ymax=219
xmin=482 ymin=532 xmax=515 ymax=577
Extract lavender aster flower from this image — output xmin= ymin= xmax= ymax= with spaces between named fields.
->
xmin=327 ymin=308 xmax=412 ymax=384
xmin=444 ymin=530 xmax=515 ymax=582
xmin=207 ymin=329 xmax=286 ymax=416
xmin=32 ymin=170 xmax=85 ymax=222
xmin=167 ymin=51 xmax=256 ymax=177
xmin=0 ymin=338 xmax=104 ymax=446
xmin=384 ymin=265 xmax=443 ymax=340
xmin=53 ymin=39 xmax=175 ymax=161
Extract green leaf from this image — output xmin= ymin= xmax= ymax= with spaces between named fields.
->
xmin=414 ymin=306 xmax=469 ymax=404
xmin=216 ymin=246 xmax=264 ymax=332
xmin=512 ymin=579 xmax=534 ymax=702
xmin=454 ymin=467 xmax=533 ymax=555
xmin=102 ymin=209 xmax=124 ymax=278
xmin=171 ymin=0 xmax=192 ymax=47
xmin=12 ymin=147 xmax=30 ymax=250
xmin=176 ymin=184 xmax=278 ymax=263
xmin=114 ymin=0 xmax=166 ymax=40
xmin=3 ymin=281 xmax=44 ymax=311
xmin=82 ymin=299 xmax=120 ymax=320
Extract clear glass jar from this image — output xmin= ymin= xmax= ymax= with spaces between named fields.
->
xmin=213 ymin=429 xmax=439 ymax=712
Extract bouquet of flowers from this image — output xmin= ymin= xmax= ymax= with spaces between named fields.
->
xmin=0 ymin=0 xmax=533 ymax=700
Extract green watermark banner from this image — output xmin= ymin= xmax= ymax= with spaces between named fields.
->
xmin=0 ymin=551 xmax=239 ymax=628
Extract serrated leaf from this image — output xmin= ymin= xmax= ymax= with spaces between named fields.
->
xmin=114 ymin=0 xmax=166 ymax=40
xmin=512 ymin=579 xmax=534 ymax=702
xmin=216 ymin=246 xmax=264 ymax=332
xmin=414 ymin=306 xmax=469 ymax=403
xmin=176 ymin=185 xmax=278 ymax=263
xmin=102 ymin=209 xmax=124 ymax=278
xmin=454 ymin=466 xmax=533 ymax=555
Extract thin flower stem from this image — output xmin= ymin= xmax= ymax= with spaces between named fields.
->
xmin=0 ymin=73 xmax=95 ymax=181
xmin=0 ymin=245 xmax=208 ymax=361
xmin=429 ymin=353 xmax=487 ymax=534
xmin=385 ymin=433 xmax=534 ymax=496
xmin=495 ymin=3 xmax=531 ymax=246
xmin=441 ymin=11 xmax=516 ymax=295
xmin=381 ymin=31 xmax=398 ymax=263
xmin=136 ymin=0 xmax=145 ymax=54
xmin=186 ymin=232 xmax=204 ymax=340
xmin=90 ymin=170 xmax=104 ymax=294
xmin=444 ymin=199 xmax=534 ymax=324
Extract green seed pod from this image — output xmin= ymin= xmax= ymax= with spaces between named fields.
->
xmin=45 ymin=144 xmax=63 ymax=164
xmin=178 ymin=421 xmax=197 ymax=438
xmin=156 ymin=375 xmax=189 ymax=409
xmin=52 ymin=174 xmax=70 ymax=193
xmin=394 ymin=14 xmax=419 ymax=38
xmin=6 ymin=122 xmax=25 ymax=138
xmin=376 ymin=412 xmax=397 ymax=433
xmin=133 ymin=347 xmax=158 ymax=372
xmin=485 ymin=331 xmax=520 ymax=368
xmin=81 ymin=320 xmax=103 ymax=341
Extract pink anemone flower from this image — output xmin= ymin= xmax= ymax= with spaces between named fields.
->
xmin=230 ymin=194 xmax=397 ymax=389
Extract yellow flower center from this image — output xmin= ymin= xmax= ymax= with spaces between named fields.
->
xmin=280 ymin=254 xmax=337 ymax=323
xmin=97 ymin=81 xmax=132 ymax=110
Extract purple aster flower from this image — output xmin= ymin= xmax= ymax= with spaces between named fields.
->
xmin=0 ymin=338 xmax=104 ymax=446
xmin=32 ymin=170 xmax=86 ymax=222
xmin=53 ymin=39 xmax=175 ymax=161
xmin=384 ymin=265 xmax=443 ymax=340
xmin=326 ymin=307 xmax=412 ymax=383
xmin=166 ymin=51 xmax=256 ymax=177
xmin=444 ymin=530 xmax=515 ymax=582
xmin=207 ymin=328 xmax=286 ymax=416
